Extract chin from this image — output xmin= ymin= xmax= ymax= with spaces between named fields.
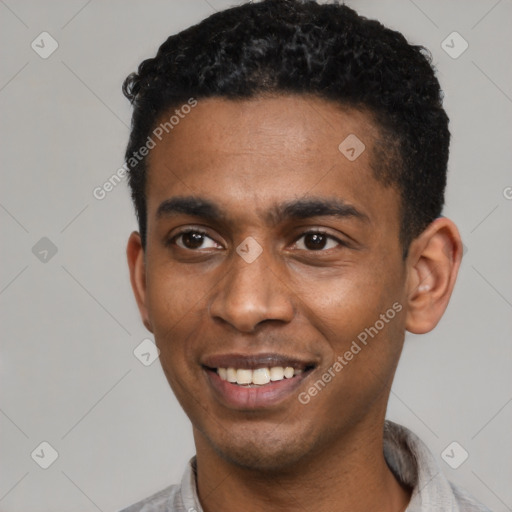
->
xmin=205 ymin=423 xmax=318 ymax=473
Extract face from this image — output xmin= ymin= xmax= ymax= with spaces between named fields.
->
xmin=129 ymin=95 xmax=411 ymax=471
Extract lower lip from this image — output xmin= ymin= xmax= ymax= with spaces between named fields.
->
xmin=204 ymin=369 xmax=310 ymax=410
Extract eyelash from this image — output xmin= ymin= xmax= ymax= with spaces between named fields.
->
xmin=167 ymin=228 xmax=346 ymax=252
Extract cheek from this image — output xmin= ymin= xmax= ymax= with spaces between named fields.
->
xmin=300 ymin=266 xmax=393 ymax=336
xmin=298 ymin=259 xmax=406 ymax=385
xmin=311 ymin=269 xmax=405 ymax=388
xmin=147 ymin=259 xmax=205 ymax=316
xmin=145 ymin=265 xmax=208 ymax=360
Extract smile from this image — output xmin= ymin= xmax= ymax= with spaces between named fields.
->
xmin=202 ymin=354 xmax=317 ymax=409
xmin=217 ymin=366 xmax=303 ymax=386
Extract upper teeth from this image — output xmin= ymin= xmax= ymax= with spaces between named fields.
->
xmin=217 ymin=366 xmax=302 ymax=386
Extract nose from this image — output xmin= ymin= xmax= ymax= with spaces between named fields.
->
xmin=209 ymin=249 xmax=295 ymax=333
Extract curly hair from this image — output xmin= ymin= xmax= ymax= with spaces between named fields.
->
xmin=122 ymin=0 xmax=449 ymax=255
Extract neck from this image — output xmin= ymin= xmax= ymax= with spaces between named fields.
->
xmin=194 ymin=419 xmax=411 ymax=512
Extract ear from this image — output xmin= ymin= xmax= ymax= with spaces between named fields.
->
xmin=405 ymin=217 xmax=463 ymax=334
xmin=127 ymin=231 xmax=153 ymax=332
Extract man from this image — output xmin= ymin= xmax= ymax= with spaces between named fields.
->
xmin=120 ymin=1 xmax=490 ymax=510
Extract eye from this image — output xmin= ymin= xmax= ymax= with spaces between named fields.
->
xmin=169 ymin=229 xmax=221 ymax=250
xmin=293 ymin=231 xmax=344 ymax=251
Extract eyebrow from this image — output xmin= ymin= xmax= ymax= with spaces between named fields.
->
xmin=156 ymin=196 xmax=224 ymax=222
xmin=272 ymin=198 xmax=369 ymax=224
xmin=155 ymin=196 xmax=369 ymax=224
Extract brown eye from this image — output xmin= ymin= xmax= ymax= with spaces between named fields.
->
xmin=171 ymin=230 xmax=220 ymax=250
xmin=304 ymin=233 xmax=328 ymax=250
xmin=294 ymin=231 xmax=343 ymax=251
xmin=181 ymin=232 xmax=206 ymax=249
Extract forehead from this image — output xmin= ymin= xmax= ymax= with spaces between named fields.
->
xmin=145 ymin=95 xmax=398 ymax=227
xmin=148 ymin=95 xmax=378 ymax=170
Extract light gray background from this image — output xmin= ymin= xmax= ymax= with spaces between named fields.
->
xmin=1 ymin=1 xmax=511 ymax=511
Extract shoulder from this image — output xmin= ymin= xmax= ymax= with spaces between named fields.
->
xmin=384 ymin=421 xmax=492 ymax=512
xmin=119 ymin=457 xmax=199 ymax=512
xmin=450 ymin=481 xmax=493 ymax=512
xmin=119 ymin=484 xmax=180 ymax=512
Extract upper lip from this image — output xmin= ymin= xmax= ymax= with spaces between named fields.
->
xmin=202 ymin=353 xmax=317 ymax=371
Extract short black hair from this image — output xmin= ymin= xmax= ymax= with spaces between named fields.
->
xmin=122 ymin=0 xmax=449 ymax=255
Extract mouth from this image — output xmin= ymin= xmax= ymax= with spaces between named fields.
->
xmin=202 ymin=354 xmax=317 ymax=409
xmin=214 ymin=365 xmax=311 ymax=386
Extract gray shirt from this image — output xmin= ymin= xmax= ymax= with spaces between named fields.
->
xmin=120 ymin=420 xmax=491 ymax=511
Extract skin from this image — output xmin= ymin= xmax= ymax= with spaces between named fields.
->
xmin=127 ymin=95 xmax=463 ymax=512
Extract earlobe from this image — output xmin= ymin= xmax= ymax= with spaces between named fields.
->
xmin=127 ymin=231 xmax=153 ymax=332
xmin=405 ymin=218 xmax=463 ymax=334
